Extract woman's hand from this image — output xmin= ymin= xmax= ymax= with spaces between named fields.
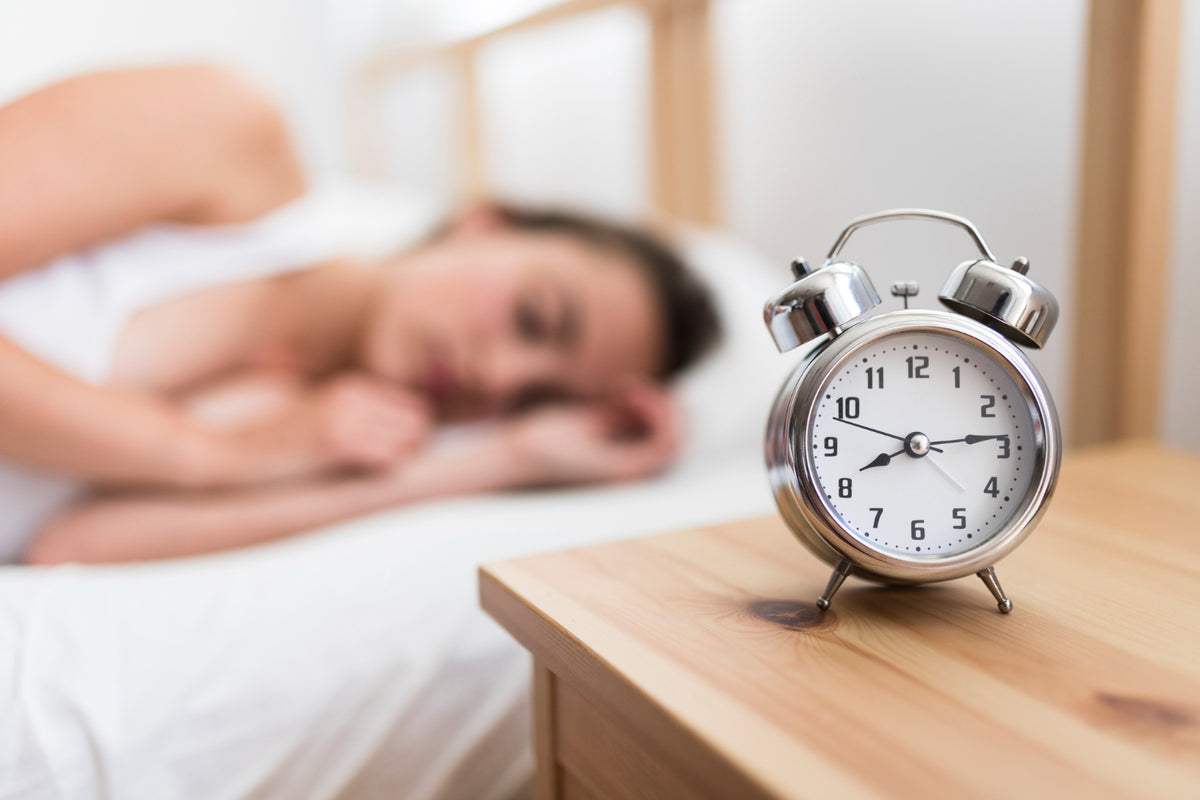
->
xmin=503 ymin=383 xmax=681 ymax=487
xmin=207 ymin=371 xmax=434 ymax=483
xmin=297 ymin=372 xmax=434 ymax=471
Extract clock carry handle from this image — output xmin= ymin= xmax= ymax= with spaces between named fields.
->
xmin=825 ymin=208 xmax=998 ymax=263
xmin=823 ymin=208 xmax=1058 ymax=348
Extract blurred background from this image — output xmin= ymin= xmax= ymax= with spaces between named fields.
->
xmin=1 ymin=0 xmax=1196 ymax=451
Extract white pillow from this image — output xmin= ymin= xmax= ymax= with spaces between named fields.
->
xmin=671 ymin=226 xmax=795 ymax=461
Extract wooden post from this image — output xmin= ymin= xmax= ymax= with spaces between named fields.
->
xmin=650 ymin=0 xmax=717 ymax=225
xmin=1070 ymin=0 xmax=1182 ymax=445
xmin=533 ymin=661 xmax=560 ymax=799
xmin=456 ymin=45 xmax=487 ymax=201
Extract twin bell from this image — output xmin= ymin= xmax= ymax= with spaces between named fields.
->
xmin=764 ymin=209 xmax=1059 ymax=353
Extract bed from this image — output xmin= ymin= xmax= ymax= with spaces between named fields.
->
xmin=0 ymin=1 xmax=792 ymax=792
xmin=0 ymin=185 xmax=787 ymax=798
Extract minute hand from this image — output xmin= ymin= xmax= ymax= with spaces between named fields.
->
xmin=833 ymin=417 xmax=944 ymax=452
xmin=832 ymin=417 xmax=906 ymax=441
xmin=929 ymin=434 xmax=1009 ymax=446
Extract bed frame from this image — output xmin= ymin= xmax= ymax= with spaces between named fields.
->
xmin=351 ymin=0 xmax=1184 ymax=448
xmin=352 ymin=0 xmax=715 ymax=227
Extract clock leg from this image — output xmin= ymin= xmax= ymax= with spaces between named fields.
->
xmin=976 ymin=566 xmax=1014 ymax=614
xmin=816 ymin=558 xmax=853 ymax=610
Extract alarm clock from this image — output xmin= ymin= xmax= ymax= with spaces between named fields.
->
xmin=763 ymin=209 xmax=1061 ymax=613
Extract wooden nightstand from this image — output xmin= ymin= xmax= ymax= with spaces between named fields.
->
xmin=480 ymin=442 xmax=1200 ymax=799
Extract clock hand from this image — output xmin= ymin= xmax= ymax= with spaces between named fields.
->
xmin=859 ymin=449 xmax=904 ymax=471
xmin=924 ymin=456 xmax=965 ymax=491
xmin=835 ymin=417 xmax=945 ymax=453
xmin=832 ymin=417 xmax=906 ymax=442
xmin=929 ymin=434 xmax=1009 ymax=446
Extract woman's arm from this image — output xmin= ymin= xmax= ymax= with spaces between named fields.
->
xmin=0 ymin=361 xmax=420 ymax=491
xmin=0 ymin=65 xmax=307 ymax=487
xmin=0 ymin=64 xmax=305 ymax=275
xmin=0 ymin=346 xmax=238 ymax=487
xmin=25 ymin=389 xmax=680 ymax=565
xmin=25 ymin=432 xmax=526 ymax=565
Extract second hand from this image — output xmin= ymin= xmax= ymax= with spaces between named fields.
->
xmin=925 ymin=456 xmax=965 ymax=491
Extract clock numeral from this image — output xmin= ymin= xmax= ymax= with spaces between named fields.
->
xmin=823 ymin=436 xmax=838 ymax=457
xmin=835 ymin=396 xmax=860 ymax=420
xmin=869 ymin=507 xmax=883 ymax=528
xmin=865 ymin=366 xmax=884 ymax=389
xmin=906 ymin=355 xmax=930 ymax=379
xmin=980 ymin=394 xmax=996 ymax=418
xmin=984 ymin=476 xmax=999 ymax=498
xmin=997 ymin=436 xmax=1011 ymax=459
xmin=910 ymin=519 xmax=925 ymax=540
xmin=838 ymin=477 xmax=853 ymax=498
xmin=952 ymin=365 xmax=961 ymax=388
xmin=952 ymin=507 xmax=967 ymax=529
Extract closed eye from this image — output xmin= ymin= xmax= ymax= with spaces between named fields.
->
xmin=515 ymin=294 xmax=550 ymax=343
xmin=515 ymin=282 xmax=579 ymax=349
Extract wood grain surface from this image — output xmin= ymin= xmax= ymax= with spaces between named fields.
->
xmin=480 ymin=442 xmax=1200 ymax=799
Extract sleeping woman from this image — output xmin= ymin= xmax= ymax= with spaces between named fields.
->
xmin=0 ymin=65 xmax=719 ymax=565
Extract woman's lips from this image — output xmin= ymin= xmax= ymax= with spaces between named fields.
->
xmin=424 ymin=349 xmax=457 ymax=405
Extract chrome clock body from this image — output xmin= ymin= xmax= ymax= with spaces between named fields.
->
xmin=762 ymin=209 xmax=1062 ymax=613
xmin=765 ymin=310 xmax=1061 ymax=585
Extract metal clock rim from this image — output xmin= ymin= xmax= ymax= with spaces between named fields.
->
xmin=766 ymin=310 xmax=1061 ymax=585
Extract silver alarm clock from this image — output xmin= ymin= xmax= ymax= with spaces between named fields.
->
xmin=763 ymin=209 xmax=1061 ymax=613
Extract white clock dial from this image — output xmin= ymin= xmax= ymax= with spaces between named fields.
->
xmin=806 ymin=330 xmax=1037 ymax=558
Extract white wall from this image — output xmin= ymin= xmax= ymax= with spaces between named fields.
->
xmin=0 ymin=0 xmax=346 ymax=179
xmin=1164 ymin=0 xmax=1200 ymax=451
xmin=475 ymin=5 xmax=651 ymax=221
xmin=710 ymin=0 xmax=1086 ymax=436
xmin=375 ymin=59 xmax=464 ymax=198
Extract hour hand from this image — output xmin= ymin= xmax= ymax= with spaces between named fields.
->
xmin=860 ymin=449 xmax=904 ymax=471
xmin=930 ymin=434 xmax=1009 ymax=446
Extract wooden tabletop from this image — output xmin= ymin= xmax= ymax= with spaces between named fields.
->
xmin=480 ymin=442 xmax=1200 ymax=798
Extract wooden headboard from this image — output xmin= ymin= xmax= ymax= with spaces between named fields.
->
xmin=350 ymin=0 xmax=717 ymax=226
xmin=351 ymin=0 xmax=1186 ymax=449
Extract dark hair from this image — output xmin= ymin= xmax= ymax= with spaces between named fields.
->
xmin=493 ymin=204 xmax=722 ymax=378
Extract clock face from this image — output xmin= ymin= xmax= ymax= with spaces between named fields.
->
xmin=804 ymin=329 xmax=1039 ymax=559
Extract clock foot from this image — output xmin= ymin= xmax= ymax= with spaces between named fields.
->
xmin=816 ymin=558 xmax=853 ymax=611
xmin=976 ymin=566 xmax=1013 ymax=613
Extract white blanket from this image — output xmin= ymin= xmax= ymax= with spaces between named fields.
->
xmin=0 ymin=184 xmax=793 ymax=799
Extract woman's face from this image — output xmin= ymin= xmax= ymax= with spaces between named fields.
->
xmin=360 ymin=226 xmax=664 ymax=417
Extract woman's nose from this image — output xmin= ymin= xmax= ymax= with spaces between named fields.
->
xmin=478 ymin=347 xmax=557 ymax=407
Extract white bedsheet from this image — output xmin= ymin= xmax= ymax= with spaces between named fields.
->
xmin=0 ymin=184 xmax=794 ymax=798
